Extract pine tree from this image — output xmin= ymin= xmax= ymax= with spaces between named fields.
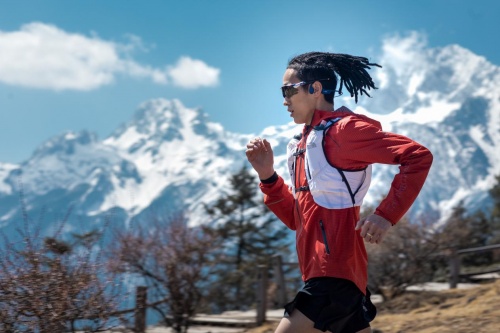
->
xmin=204 ymin=166 xmax=291 ymax=311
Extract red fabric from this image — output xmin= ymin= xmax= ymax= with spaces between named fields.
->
xmin=259 ymin=107 xmax=433 ymax=293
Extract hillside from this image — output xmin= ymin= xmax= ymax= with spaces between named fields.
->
xmin=371 ymin=280 xmax=500 ymax=332
xmin=246 ymin=280 xmax=500 ymax=333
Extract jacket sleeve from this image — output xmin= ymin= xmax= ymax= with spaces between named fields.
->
xmin=259 ymin=175 xmax=297 ymax=230
xmin=326 ymin=117 xmax=433 ymax=224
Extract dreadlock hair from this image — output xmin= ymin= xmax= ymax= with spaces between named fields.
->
xmin=287 ymin=52 xmax=382 ymax=103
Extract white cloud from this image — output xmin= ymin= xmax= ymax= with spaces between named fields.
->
xmin=380 ymin=31 xmax=429 ymax=76
xmin=0 ymin=22 xmax=220 ymax=91
xmin=168 ymin=56 xmax=220 ymax=89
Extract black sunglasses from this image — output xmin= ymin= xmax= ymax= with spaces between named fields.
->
xmin=281 ymin=81 xmax=312 ymax=98
xmin=281 ymin=78 xmax=335 ymax=98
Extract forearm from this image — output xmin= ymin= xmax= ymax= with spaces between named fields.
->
xmin=259 ymin=175 xmax=297 ymax=230
xmin=375 ymin=147 xmax=433 ymax=224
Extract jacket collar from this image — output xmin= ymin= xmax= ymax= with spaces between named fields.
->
xmin=303 ymin=106 xmax=354 ymax=134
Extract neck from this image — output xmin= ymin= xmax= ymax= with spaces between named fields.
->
xmin=315 ymin=99 xmax=334 ymax=111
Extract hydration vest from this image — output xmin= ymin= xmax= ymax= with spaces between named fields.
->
xmin=286 ymin=117 xmax=372 ymax=209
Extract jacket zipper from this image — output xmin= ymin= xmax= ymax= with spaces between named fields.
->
xmin=319 ymin=220 xmax=331 ymax=255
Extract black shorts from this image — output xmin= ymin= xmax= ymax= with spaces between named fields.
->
xmin=284 ymin=277 xmax=376 ymax=333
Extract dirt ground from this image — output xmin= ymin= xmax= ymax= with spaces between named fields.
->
xmin=245 ymin=279 xmax=500 ymax=333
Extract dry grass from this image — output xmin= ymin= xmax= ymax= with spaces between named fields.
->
xmin=372 ymin=279 xmax=500 ymax=333
xmin=244 ymin=280 xmax=500 ymax=333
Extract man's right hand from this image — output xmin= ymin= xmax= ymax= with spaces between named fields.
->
xmin=245 ymin=137 xmax=275 ymax=180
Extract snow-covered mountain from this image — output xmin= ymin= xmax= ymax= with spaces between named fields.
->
xmin=356 ymin=33 xmax=500 ymax=225
xmin=0 ymin=99 xmax=255 ymax=236
xmin=1 ymin=36 xmax=499 ymax=237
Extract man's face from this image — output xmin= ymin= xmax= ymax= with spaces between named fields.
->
xmin=282 ymin=69 xmax=316 ymax=125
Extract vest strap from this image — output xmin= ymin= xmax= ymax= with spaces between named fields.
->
xmin=293 ymin=148 xmax=306 ymax=156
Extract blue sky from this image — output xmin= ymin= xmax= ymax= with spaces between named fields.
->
xmin=1 ymin=0 xmax=499 ymax=163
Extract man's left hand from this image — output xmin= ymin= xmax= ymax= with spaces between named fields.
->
xmin=355 ymin=214 xmax=392 ymax=244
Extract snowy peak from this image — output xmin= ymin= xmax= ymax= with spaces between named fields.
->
xmin=377 ymin=33 xmax=496 ymax=98
xmin=105 ymin=98 xmax=243 ymax=157
xmin=361 ymin=32 xmax=500 ymax=128
xmin=357 ymin=34 xmax=500 ymax=222
xmin=31 ymin=130 xmax=98 ymax=158
xmin=128 ymin=99 xmax=186 ymax=140
xmin=432 ymin=44 xmax=498 ymax=95
xmin=0 ymin=163 xmax=18 ymax=195
xmin=107 ymin=99 xmax=186 ymax=153
xmin=96 ymin=98 xmax=252 ymax=218
xmin=15 ymin=130 xmax=131 ymax=197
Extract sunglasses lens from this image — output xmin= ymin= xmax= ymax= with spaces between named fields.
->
xmin=281 ymin=86 xmax=297 ymax=98
xmin=281 ymin=87 xmax=287 ymax=98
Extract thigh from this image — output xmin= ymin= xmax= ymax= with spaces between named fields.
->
xmin=274 ymin=309 xmax=326 ymax=333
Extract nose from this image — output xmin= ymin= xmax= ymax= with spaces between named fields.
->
xmin=283 ymin=97 xmax=290 ymax=106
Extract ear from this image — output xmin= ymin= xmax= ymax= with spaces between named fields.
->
xmin=309 ymin=81 xmax=323 ymax=95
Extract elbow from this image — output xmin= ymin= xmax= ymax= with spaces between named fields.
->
xmin=425 ymin=148 xmax=433 ymax=167
xmin=422 ymin=148 xmax=434 ymax=168
xmin=416 ymin=145 xmax=433 ymax=168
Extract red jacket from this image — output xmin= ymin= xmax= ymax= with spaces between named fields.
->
xmin=260 ymin=107 xmax=433 ymax=293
